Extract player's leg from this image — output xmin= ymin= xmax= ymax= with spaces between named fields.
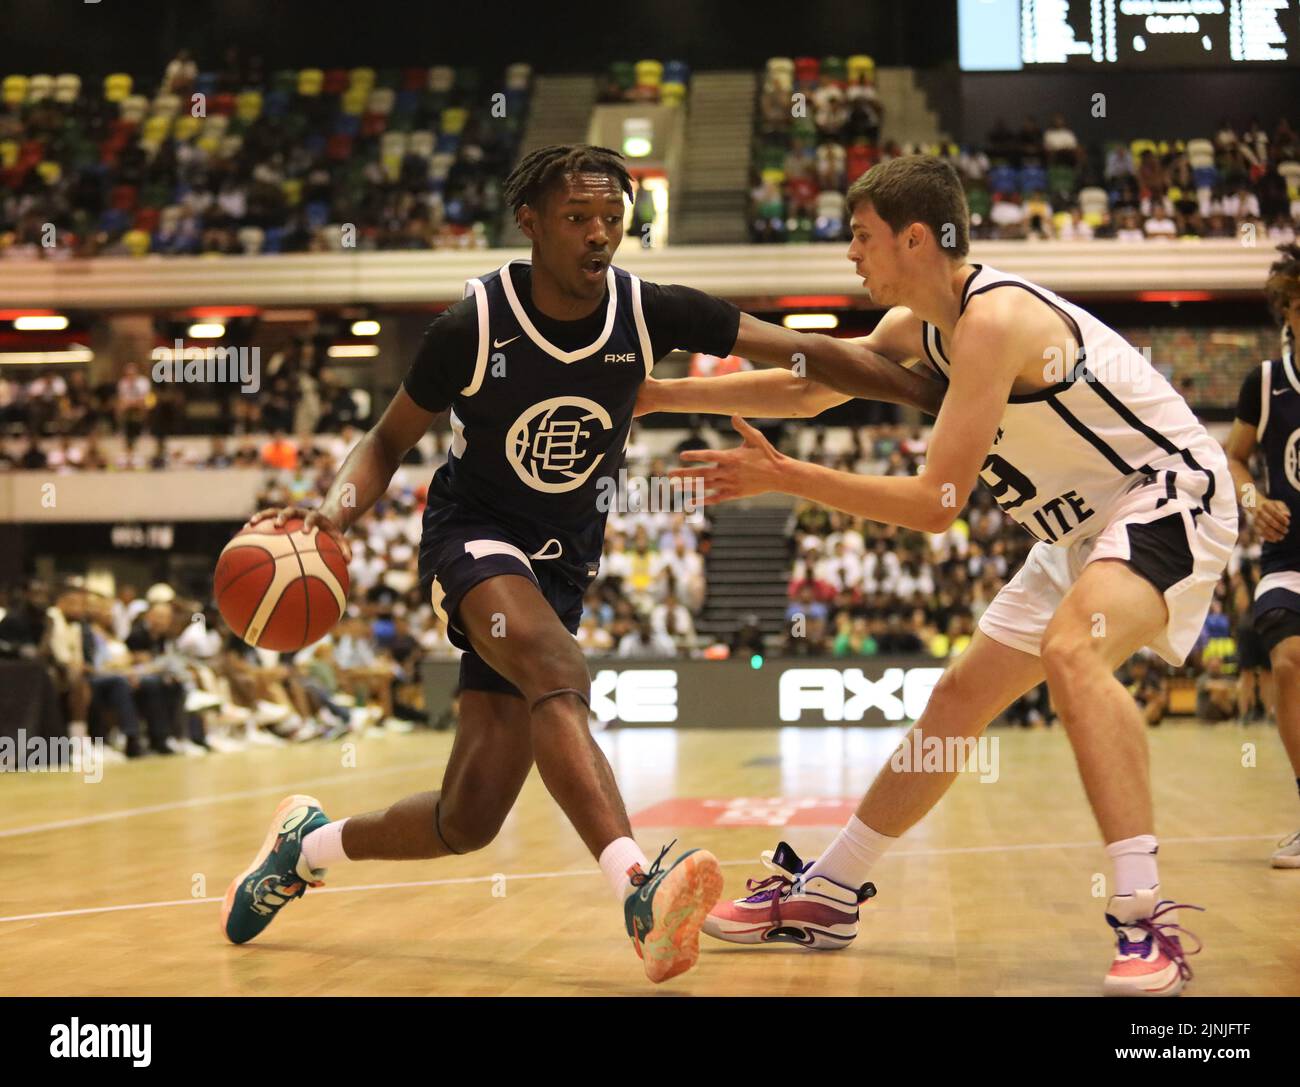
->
xmin=1264 ymin=620 xmax=1300 ymax=867
xmin=1039 ymin=557 xmax=1204 ymax=995
xmin=705 ymin=628 xmax=1045 ymax=948
xmin=337 ymin=687 xmax=535 ymax=860
xmin=457 ymin=572 xmax=722 ymax=982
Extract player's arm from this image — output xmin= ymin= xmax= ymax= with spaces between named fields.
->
xmin=244 ymin=388 xmax=436 ymax=561
xmin=637 ymin=306 xmax=939 ymax=419
xmin=670 ymin=295 xmax=1023 ymax=533
xmin=1224 ymin=366 xmax=1290 ymax=542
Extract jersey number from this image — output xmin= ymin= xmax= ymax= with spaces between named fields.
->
xmin=980 ymin=453 xmax=1037 ymax=511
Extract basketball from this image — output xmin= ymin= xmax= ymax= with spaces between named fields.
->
xmin=213 ymin=517 xmax=350 ymax=652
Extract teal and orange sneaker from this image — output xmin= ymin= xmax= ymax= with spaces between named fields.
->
xmin=624 ymin=841 xmax=724 ymax=984
xmin=221 ymin=794 xmax=330 ymax=945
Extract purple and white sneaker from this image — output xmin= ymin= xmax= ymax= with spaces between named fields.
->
xmin=702 ymin=841 xmax=875 ymax=949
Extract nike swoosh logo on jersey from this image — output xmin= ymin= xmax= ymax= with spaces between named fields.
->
xmin=492 ymin=335 xmax=521 ymax=349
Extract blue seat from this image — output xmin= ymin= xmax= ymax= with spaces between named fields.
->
xmin=435 ymin=133 xmax=460 ymax=154
xmin=304 ymin=201 xmax=330 ymax=228
xmin=334 ymin=114 xmax=360 ymax=137
xmin=988 ymin=164 xmax=1018 ymax=196
xmin=1019 ymin=165 xmax=1048 ymax=193
xmin=664 ymin=60 xmax=690 ymax=83
xmin=263 ymin=226 xmax=285 ymax=253
xmin=1192 ymin=165 xmax=1218 ymax=188
xmin=263 ymin=90 xmax=290 ymax=117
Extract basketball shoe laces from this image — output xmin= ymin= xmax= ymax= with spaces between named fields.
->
xmin=1114 ymin=901 xmax=1205 ymax=981
xmin=629 ymin=840 xmax=676 ymax=889
xmin=251 ymin=836 xmax=326 ymax=914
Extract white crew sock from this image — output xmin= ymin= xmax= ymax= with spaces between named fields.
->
xmin=301 ymin=818 xmax=350 ymax=871
xmin=598 ymin=836 xmax=649 ymax=900
xmin=1105 ymin=834 xmax=1159 ymax=897
xmin=806 ymin=815 xmax=897 ymax=889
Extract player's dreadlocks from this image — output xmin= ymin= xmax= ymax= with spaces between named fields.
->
xmin=502 ymin=144 xmax=634 ymax=222
xmin=1266 ymin=241 xmax=1300 ymax=357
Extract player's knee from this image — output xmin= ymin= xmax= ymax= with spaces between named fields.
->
xmin=1272 ymin=647 xmax=1300 ymax=682
xmin=437 ymin=803 xmax=504 ymax=853
xmin=513 ymin=635 xmax=589 ymax=704
xmin=1040 ymin=630 xmax=1098 ymax=679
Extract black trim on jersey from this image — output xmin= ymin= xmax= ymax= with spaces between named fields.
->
xmin=959 ymin=264 xmax=984 ymax=312
xmin=1155 ymin=470 xmax=1178 ymax=509
xmin=934 ymin=327 xmax=953 ymax=368
xmin=919 ymin=322 xmax=947 ymax=382
xmin=1045 ymin=394 xmax=1137 ymax=475
xmin=964 ymin=281 xmax=1085 ymax=349
xmin=1084 ymin=377 xmax=1218 ymax=519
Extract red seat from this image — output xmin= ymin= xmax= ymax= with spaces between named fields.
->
xmin=110 ymin=184 xmax=138 ymax=211
xmin=794 ymin=56 xmax=820 ymax=84
xmin=210 ymin=92 xmax=236 ymax=115
xmin=134 ymin=207 xmax=160 ymax=232
xmin=326 ymin=133 xmax=353 ymax=161
xmin=400 ymin=67 xmax=426 ymax=92
xmin=360 ymin=112 xmax=387 ymax=138
xmin=323 ymin=68 xmax=349 ymax=95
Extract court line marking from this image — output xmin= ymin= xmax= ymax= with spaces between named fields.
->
xmin=0 ymin=759 xmax=446 ymax=840
xmin=0 ymin=832 xmax=1284 ymax=925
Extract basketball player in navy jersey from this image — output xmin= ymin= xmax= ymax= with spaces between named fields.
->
xmin=1224 ymin=242 xmax=1300 ymax=868
xmin=220 ymin=145 xmax=944 ymax=983
xmin=646 ymin=155 xmax=1238 ymax=994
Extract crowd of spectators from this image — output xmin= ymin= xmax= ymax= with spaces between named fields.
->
xmin=752 ymin=52 xmax=1299 ymax=245
xmin=0 ymin=47 xmax=529 ymax=259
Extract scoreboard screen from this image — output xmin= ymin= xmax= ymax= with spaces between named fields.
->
xmin=959 ymin=0 xmax=1300 ymax=68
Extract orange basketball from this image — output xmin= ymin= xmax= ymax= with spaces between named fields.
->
xmin=214 ymin=517 xmax=350 ymax=651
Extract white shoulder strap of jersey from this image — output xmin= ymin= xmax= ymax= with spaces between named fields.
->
xmin=459 ymin=277 xmax=490 ymax=397
xmin=1259 ymin=358 xmax=1272 ymax=441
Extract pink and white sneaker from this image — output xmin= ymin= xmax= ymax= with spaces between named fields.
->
xmin=702 ymin=841 xmax=875 ymax=949
xmin=1103 ymin=888 xmax=1204 ymax=997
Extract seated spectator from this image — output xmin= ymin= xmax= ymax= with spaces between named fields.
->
xmin=833 ymin=615 xmax=877 ymax=658
xmin=1196 ymin=655 xmax=1237 ymax=722
xmin=1120 ymin=655 xmax=1169 ymax=726
xmin=618 ymin=614 xmax=677 ymax=659
xmin=1143 ymin=205 xmax=1178 ymax=239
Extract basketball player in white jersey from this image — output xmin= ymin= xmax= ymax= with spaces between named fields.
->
xmin=642 ymin=155 xmax=1237 ymax=995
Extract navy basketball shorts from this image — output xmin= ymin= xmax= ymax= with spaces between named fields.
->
xmin=1254 ymin=606 xmax=1300 ymax=658
xmin=419 ymin=511 xmax=586 ymax=697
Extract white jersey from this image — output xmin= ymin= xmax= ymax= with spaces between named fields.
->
xmin=918 ymin=264 xmax=1232 ymax=547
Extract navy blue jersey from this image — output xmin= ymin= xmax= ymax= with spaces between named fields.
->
xmin=1235 ymin=349 xmax=1300 ymax=580
xmin=403 ymin=259 xmax=739 ymax=586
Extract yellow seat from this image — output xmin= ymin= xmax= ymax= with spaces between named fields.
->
xmin=1 ymin=74 xmax=27 ymax=107
xmin=123 ymin=229 xmax=151 ymax=256
xmin=661 ymin=81 xmax=686 ymax=106
xmin=36 ymin=160 xmax=61 ymax=184
xmin=1130 ymin=138 xmax=1158 ymax=161
xmin=143 ymin=115 xmax=171 ymax=142
xmin=349 ymin=67 xmax=376 ymax=92
xmin=381 ymin=153 xmax=402 ymax=182
xmin=634 ymin=59 xmax=663 ymax=88
xmin=173 ymin=115 xmax=201 ymax=141
xmin=847 ymin=54 xmax=875 ymax=81
xmin=341 ymin=88 xmax=367 ymax=116
xmin=297 ymin=69 xmax=323 ymax=97
xmin=440 ymin=107 xmax=468 ymax=135
xmin=0 ymin=140 xmax=18 ymax=168
xmin=235 ymin=91 xmax=262 ymax=122
xmin=104 ymin=72 xmax=132 ymax=102
xmin=197 ymin=134 xmax=221 ymax=156
xmin=281 ymin=178 xmax=302 ymax=206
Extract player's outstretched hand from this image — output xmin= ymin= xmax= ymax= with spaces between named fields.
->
xmin=670 ymin=415 xmax=785 ymax=505
xmin=1254 ymin=497 xmax=1291 ymax=543
xmin=243 ymin=505 xmax=353 ymax=562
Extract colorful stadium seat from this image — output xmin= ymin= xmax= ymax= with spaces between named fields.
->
xmin=103 ymin=73 xmax=132 ymax=102
xmin=297 ymin=69 xmax=323 ymax=97
xmin=847 ymin=54 xmax=876 ymax=81
xmin=54 ymin=73 xmax=81 ymax=104
xmin=27 ymin=74 xmax=53 ymax=102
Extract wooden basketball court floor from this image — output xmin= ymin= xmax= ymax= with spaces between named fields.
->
xmin=1 ymin=722 xmax=1297 ymax=997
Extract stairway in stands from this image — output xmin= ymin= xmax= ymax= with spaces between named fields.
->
xmin=670 ymin=71 xmax=758 ymax=244
xmin=498 ymin=74 xmax=599 ymax=247
xmin=696 ymin=501 xmax=795 ymax=648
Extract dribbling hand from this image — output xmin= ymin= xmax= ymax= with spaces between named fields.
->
xmin=243 ymin=505 xmax=353 ymax=563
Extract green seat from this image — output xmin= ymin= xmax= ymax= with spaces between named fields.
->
xmin=272 ymin=69 xmax=297 ymax=96
xmin=821 ymin=56 xmax=846 ymax=83
xmin=609 ymin=61 xmax=635 ymax=92
xmin=376 ymin=67 xmax=401 ymax=90
xmin=966 ymin=186 xmax=991 ymax=219
xmin=455 ymin=67 xmax=479 ymax=94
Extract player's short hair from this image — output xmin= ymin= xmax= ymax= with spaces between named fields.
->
xmin=1265 ymin=241 xmax=1300 ymax=325
xmin=845 ymin=155 xmax=970 ymax=259
xmin=503 ymin=144 xmax=634 ymax=221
